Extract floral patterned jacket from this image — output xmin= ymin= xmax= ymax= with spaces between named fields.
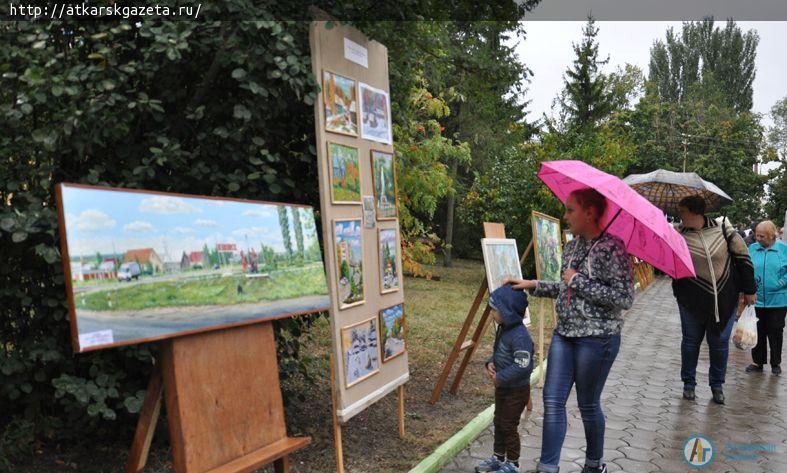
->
xmin=532 ymin=232 xmax=635 ymax=338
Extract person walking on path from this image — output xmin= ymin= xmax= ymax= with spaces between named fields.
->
xmin=672 ymin=195 xmax=757 ymax=405
xmin=745 ymin=220 xmax=787 ymax=375
xmin=506 ymin=188 xmax=635 ymax=473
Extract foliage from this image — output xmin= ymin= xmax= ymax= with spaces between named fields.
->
xmin=764 ymin=96 xmax=787 ymax=226
xmin=648 ymin=19 xmax=759 ymax=113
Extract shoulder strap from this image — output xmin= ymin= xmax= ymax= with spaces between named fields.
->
xmin=720 ymin=217 xmax=734 ymax=255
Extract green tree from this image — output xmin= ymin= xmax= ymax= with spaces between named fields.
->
xmin=764 ymin=96 xmax=787 ymax=226
xmin=291 ymin=207 xmax=304 ymax=262
xmin=277 ymin=206 xmax=293 ymax=263
xmin=556 ymin=17 xmax=615 ymax=132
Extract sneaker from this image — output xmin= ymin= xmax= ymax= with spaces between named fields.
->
xmin=712 ymin=388 xmax=725 ymax=405
xmin=773 ymin=366 xmax=781 ymax=375
xmin=495 ymin=462 xmax=520 ymax=473
xmin=582 ymin=464 xmax=608 ymax=473
xmin=476 ymin=456 xmax=504 ymax=472
xmin=745 ymin=364 xmax=763 ymax=372
xmin=682 ymin=387 xmax=695 ymax=400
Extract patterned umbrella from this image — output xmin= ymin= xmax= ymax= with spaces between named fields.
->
xmin=622 ymin=169 xmax=732 ymax=216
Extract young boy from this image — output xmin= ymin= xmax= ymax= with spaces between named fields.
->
xmin=476 ymin=284 xmax=534 ymax=473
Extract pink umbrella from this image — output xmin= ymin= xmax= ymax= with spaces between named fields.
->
xmin=538 ymin=160 xmax=695 ymax=279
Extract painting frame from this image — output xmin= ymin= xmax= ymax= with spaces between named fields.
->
xmin=377 ymin=227 xmax=400 ymax=294
xmin=481 ymin=238 xmax=523 ymax=294
xmin=55 ymin=183 xmax=331 ymax=353
xmin=332 ymin=218 xmax=366 ymax=310
xmin=359 ymin=82 xmax=393 ymax=144
xmin=340 ymin=316 xmax=381 ymax=388
xmin=531 ymin=211 xmax=563 ymax=282
xmin=327 ymin=141 xmax=362 ymax=205
xmin=370 ymin=150 xmax=398 ymax=220
xmin=379 ymin=303 xmax=406 ymax=363
xmin=323 ymin=69 xmax=358 ymax=137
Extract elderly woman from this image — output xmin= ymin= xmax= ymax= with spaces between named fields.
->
xmin=746 ymin=220 xmax=787 ymax=375
xmin=672 ymin=196 xmax=757 ymax=404
xmin=506 ymin=188 xmax=634 ymax=473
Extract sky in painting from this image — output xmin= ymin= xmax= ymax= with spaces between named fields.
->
xmin=61 ymin=186 xmax=317 ymax=262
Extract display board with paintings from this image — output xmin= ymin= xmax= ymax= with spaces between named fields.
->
xmin=56 ymin=183 xmax=330 ymax=353
xmin=532 ymin=211 xmax=563 ymax=281
xmin=311 ymin=21 xmax=408 ymax=425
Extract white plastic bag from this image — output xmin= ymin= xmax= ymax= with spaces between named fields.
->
xmin=733 ymin=305 xmax=758 ymax=350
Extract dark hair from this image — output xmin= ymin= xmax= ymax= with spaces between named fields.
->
xmin=678 ymin=195 xmax=706 ymax=215
xmin=569 ymin=188 xmax=607 ymax=223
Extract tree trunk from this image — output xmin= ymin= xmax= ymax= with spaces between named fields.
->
xmin=443 ymin=160 xmax=459 ymax=267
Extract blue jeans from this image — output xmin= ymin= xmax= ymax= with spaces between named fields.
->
xmin=537 ymin=333 xmax=621 ymax=472
xmin=679 ymin=304 xmax=735 ymax=389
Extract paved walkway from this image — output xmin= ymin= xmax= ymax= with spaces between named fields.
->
xmin=442 ymin=278 xmax=787 ymax=472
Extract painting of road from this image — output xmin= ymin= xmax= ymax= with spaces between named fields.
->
xmin=57 ymin=184 xmax=330 ymax=352
xmin=380 ymin=303 xmax=405 ymax=362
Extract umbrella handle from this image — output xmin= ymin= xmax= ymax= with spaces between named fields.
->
xmin=602 ymin=208 xmax=623 ymax=235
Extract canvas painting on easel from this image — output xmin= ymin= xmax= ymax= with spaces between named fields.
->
xmin=56 ymin=184 xmax=331 ymax=352
xmin=532 ymin=211 xmax=563 ymax=281
xmin=481 ymin=238 xmax=522 ymax=293
xmin=341 ymin=317 xmax=380 ymax=387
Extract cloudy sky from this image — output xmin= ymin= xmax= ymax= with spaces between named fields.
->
xmin=512 ymin=21 xmax=787 ymax=172
xmin=61 ymin=186 xmax=317 ymax=261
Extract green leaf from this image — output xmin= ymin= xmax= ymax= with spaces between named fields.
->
xmin=231 ymin=68 xmax=246 ymax=80
xmin=12 ymin=232 xmax=28 ymax=243
xmin=52 ymin=85 xmax=64 ymax=97
xmin=228 ymin=182 xmax=240 ymax=192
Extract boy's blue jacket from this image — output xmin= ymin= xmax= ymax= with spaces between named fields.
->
xmin=487 ymin=284 xmax=534 ymax=389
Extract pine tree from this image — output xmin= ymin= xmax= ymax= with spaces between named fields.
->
xmin=558 ymin=16 xmax=615 ymax=131
xmin=291 ymin=207 xmax=304 ymax=262
xmin=277 ymin=206 xmax=293 ymax=262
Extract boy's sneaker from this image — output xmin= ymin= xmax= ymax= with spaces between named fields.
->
xmin=581 ymin=464 xmax=608 ymax=473
xmin=494 ymin=462 xmax=520 ymax=473
xmin=476 ymin=456 xmax=504 ymax=472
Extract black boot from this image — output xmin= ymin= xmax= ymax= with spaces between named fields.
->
xmin=683 ymin=387 xmax=695 ymax=400
xmin=581 ymin=464 xmax=608 ymax=473
xmin=745 ymin=364 xmax=763 ymax=372
xmin=712 ymin=388 xmax=725 ymax=405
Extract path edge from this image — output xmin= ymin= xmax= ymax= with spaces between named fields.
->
xmin=408 ymin=360 xmax=548 ymax=473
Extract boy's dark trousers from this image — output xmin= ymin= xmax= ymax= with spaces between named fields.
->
xmin=493 ymin=385 xmax=531 ymax=462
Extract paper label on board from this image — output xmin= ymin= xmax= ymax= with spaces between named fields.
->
xmin=344 ymin=38 xmax=368 ymax=68
xmin=363 ymin=196 xmax=376 ymax=228
xmin=79 ymin=330 xmax=114 ymax=348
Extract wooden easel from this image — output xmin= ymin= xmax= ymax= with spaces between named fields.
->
xmin=430 ymin=223 xmax=549 ymax=406
xmin=125 ymin=322 xmax=310 ymax=473
xmin=329 ymin=353 xmax=405 ymax=473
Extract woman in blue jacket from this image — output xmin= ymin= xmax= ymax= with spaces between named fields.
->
xmin=746 ymin=220 xmax=787 ymax=375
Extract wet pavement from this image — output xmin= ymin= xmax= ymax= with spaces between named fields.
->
xmin=442 ymin=278 xmax=787 ymax=472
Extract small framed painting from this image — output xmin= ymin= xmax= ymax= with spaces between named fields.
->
xmin=379 ymin=303 xmax=406 ymax=362
xmin=359 ymin=82 xmax=392 ymax=144
xmin=481 ymin=238 xmax=522 ymax=293
xmin=370 ymin=150 xmax=397 ymax=220
xmin=341 ymin=317 xmax=380 ymax=388
xmin=532 ymin=211 xmax=563 ymax=282
xmin=328 ymin=142 xmax=362 ymax=205
xmin=333 ymin=219 xmax=365 ymax=309
xmin=378 ymin=228 xmax=400 ymax=294
xmin=323 ymin=70 xmax=358 ymax=136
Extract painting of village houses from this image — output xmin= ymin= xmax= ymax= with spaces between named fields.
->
xmin=333 ymin=219 xmax=364 ymax=309
xmin=378 ymin=228 xmax=399 ymax=293
xmin=341 ymin=317 xmax=379 ymax=387
xmin=58 ymin=184 xmax=330 ymax=352
xmin=380 ymin=303 xmax=405 ymax=362
xmin=323 ymin=70 xmax=358 ymax=136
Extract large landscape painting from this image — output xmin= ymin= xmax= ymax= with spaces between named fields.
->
xmin=57 ymin=184 xmax=330 ymax=352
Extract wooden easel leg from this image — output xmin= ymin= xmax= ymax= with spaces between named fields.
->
xmin=397 ymin=385 xmax=405 ymax=439
xmin=430 ymin=278 xmax=488 ymax=404
xmin=274 ymin=456 xmax=290 ymax=473
xmin=526 ymin=386 xmax=533 ymax=412
xmin=539 ymin=299 xmax=546 ymax=388
xmin=125 ymin=365 xmax=164 ymax=473
xmin=330 ymin=354 xmax=345 ymax=473
xmin=449 ymin=304 xmax=493 ymax=395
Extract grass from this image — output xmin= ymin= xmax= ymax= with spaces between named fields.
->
xmin=78 ymin=264 xmax=329 ymax=311
xmin=332 ymin=185 xmax=361 ymax=202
